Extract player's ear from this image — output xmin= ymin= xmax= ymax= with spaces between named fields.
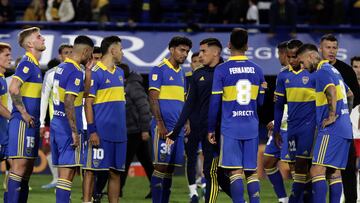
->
xmin=169 ymin=47 xmax=174 ymax=55
xmin=227 ymin=42 xmax=231 ymax=50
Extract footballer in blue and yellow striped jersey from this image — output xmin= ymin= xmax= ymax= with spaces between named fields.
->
xmin=7 ymin=27 xmax=45 ymax=203
xmin=148 ymin=36 xmax=192 ymax=203
xmin=297 ymin=43 xmax=353 ymax=203
xmin=0 ymin=42 xmax=12 ymax=160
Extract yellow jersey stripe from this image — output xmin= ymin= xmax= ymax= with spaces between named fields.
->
xmin=286 ymin=87 xmax=315 ymax=102
xmin=223 ymin=85 xmax=259 ymax=101
xmin=93 ymin=87 xmax=125 ymax=104
xmin=159 ymin=86 xmax=184 ymax=102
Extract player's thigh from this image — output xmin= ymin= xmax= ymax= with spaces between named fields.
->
xmin=8 ymin=118 xmax=39 ymax=159
xmin=53 ymin=128 xmax=81 ymax=167
xmin=219 ymin=135 xmax=244 ymax=169
xmin=243 ymin=137 xmax=259 ymax=171
xmin=312 ymin=130 xmax=351 ymax=170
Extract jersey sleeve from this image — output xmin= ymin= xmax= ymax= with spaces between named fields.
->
xmin=212 ymin=67 xmax=224 ymax=94
xmin=65 ymin=70 xmax=83 ymax=96
xmin=318 ymin=69 xmax=335 ymax=92
xmin=274 ymin=72 xmax=285 ymax=97
xmin=208 ymin=67 xmax=224 ymax=132
xmin=88 ymin=71 xmax=100 ymax=98
xmin=13 ymin=61 xmax=32 ymax=83
xmin=149 ymin=66 xmax=163 ymax=91
xmin=257 ymin=66 xmax=266 ymax=106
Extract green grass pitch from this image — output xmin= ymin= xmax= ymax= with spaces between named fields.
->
xmin=0 ymin=174 xmax=292 ymax=202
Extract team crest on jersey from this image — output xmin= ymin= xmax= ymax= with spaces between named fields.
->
xmin=169 ymin=76 xmax=174 ymax=81
xmin=119 ymin=76 xmax=123 ymax=82
xmin=285 ymin=79 xmax=290 ymax=84
xmin=199 ymin=76 xmax=205 ymax=81
xmin=74 ymin=78 xmax=80 ymax=86
xmin=152 ymin=74 xmax=158 ymax=81
xmin=93 ymin=160 xmax=100 ymax=167
xmin=302 ymin=76 xmax=309 ymax=85
xmin=23 ymin=67 xmax=29 ymax=74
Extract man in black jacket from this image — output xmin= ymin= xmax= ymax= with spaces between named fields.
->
xmin=319 ymin=34 xmax=360 ymax=203
xmin=167 ymin=38 xmax=231 ymax=203
xmin=119 ymin=63 xmax=154 ymax=198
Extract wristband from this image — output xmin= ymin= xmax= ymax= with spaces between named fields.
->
xmin=87 ymin=123 xmax=97 ymax=134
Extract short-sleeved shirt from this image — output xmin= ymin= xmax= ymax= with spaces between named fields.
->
xmin=52 ymin=58 xmax=84 ymax=133
xmin=89 ymin=61 xmax=127 ymax=142
xmin=148 ymin=58 xmax=186 ymax=128
xmin=274 ymin=66 xmax=316 ymax=131
xmin=211 ymin=56 xmax=265 ymax=140
xmin=314 ymin=60 xmax=352 ymax=139
xmin=12 ymin=52 xmax=42 ymax=122
xmin=0 ymin=74 xmax=8 ymax=145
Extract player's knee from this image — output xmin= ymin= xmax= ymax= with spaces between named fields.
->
xmin=229 ymin=169 xmax=243 ymax=176
xmin=263 ymin=156 xmax=278 ymax=169
xmin=295 ymin=158 xmax=310 ymax=173
xmin=310 ymin=165 xmax=326 ymax=177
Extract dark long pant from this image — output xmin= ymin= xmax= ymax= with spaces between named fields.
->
xmin=341 ymin=140 xmax=357 ymax=203
xmin=184 ymin=129 xmax=202 ymax=185
xmin=120 ymin=132 xmax=154 ymax=192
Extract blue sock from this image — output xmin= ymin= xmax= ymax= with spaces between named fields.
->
xmin=329 ymin=176 xmax=342 ymax=203
xmin=56 ymin=178 xmax=72 ymax=203
xmin=4 ymin=191 xmax=7 ymax=203
xmin=312 ymin=175 xmax=327 ymax=203
xmin=246 ymin=173 xmax=260 ymax=203
xmin=265 ymin=167 xmax=287 ymax=199
xmin=8 ymin=173 xmax=22 ymax=203
xmin=151 ymin=170 xmax=164 ymax=203
xmin=19 ymin=177 xmax=29 ymax=203
xmin=162 ymin=173 xmax=173 ymax=203
xmin=303 ymin=179 xmax=312 ymax=203
xmin=289 ymin=173 xmax=307 ymax=203
xmin=230 ymin=174 xmax=245 ymax=203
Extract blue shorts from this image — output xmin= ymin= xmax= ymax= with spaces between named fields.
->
xmin=0 ymin=144 xmax=8 ymax=160
xmin=50 ymin=121 xmax=82 ymax=167
xmin=152 ymin=122 xmax=184 ymax=167
xmin=83 ymin=138 xmax=126 ymax=171
xmin=219 ymin=135 xmax=258 ymax=171
xmin=8 ymin=117 xmax=39 ymax=159
xmin=264 ymin=130 xmax=291 ymax=162
xmin=287 ymin=124 xmax=316 ymax=160
xmin=312 ymin=130 xmax=351 ymax=170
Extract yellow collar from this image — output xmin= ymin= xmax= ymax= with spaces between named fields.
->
xmin=317 ymin=60 xmax=329 ymax=70
xmin=288 ymin=65 xmax=303 ymax=74
xmin=96 ymin=61 xmax=116 ymax=74
xmin=64 ymin=58 xmax=81 ymax=71
xmin=25 ymin=52 xmax=39 ymax=66
xmin=163 ymin=58 xmax=181 ymax=73
xmin=228 ymin=56 xmax=248 ymax=61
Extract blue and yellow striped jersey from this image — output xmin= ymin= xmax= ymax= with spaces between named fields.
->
xmin=314 ymin=60 xmax=352 ymax=139
xmin=12 ymin=52 xmax=42 ymax=122
xmin=148 ymin=58 xmax=186 ymax=128
xmin=274 ymin=66 xmax=316 ymax=130
xmin=52 ymin=58 xmax=84 ymax=133
xmin=211 ymin=56 xmax=265 ymax=140
xmin=0 ymin=74 xmax=8 ymax=145
xmin=89 ymin=61 xmax=127 ymax=142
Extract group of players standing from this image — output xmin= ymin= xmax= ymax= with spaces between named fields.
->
xmin=0 ymin=26 xmax=356 ymax=203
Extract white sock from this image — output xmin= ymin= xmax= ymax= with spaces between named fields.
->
xmin=279 ymin=197 xmax=289 ymax=203
xmin=188 ymin=184 xmax=198 ymax=197
xmin=46 ymin=154 xmax=58 ymax=183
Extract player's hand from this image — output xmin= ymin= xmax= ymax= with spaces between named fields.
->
xmin=141 ymin=131 xmax=150 ymax=141
xmin=89 ymin=132 xmax=100 ymax=147
xmin=70 ymin=132 xmax=80 ymax=148
xmin=274 ymin=132 xmax=282 ymax=148
xmin=208 ymin=132 xmax=217 ymax=144
xmin=184 ymin=121 xmax=191 ymax=136
xmin=266 ymin=121 xmax=274 ymax=131
xmin=85 ymin=59 xmax=94 ymax=70
xmin=157 ymin=121 xmax=168 ymax=139
xmin=21 ymin=112 xmax=35 ymax=128
xmin=166 ymin=132 xmax=175 ymax=146
xmin=322 ymin=115 xmax=338 ymax=128
xmin=40 ymin=127 xmax=46 ymax=138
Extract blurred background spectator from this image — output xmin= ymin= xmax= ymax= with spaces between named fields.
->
xmin=269 ymin=0 xmax=297 ymax=35
xmin=128 ymin=0 xmax=162 ymax=23
xmin=223 ymin=0 xmax=248 ymax=24
xmin=23 ymin=0 xmax=46 ymax=21
xmin=246 ymin=0 xmax=259 ymax=25
xmin=0 ymin=0 xmax=15 ymax=23
xmin=73 ymin=0 xmax=92 ymax=21
xmin=91 ymin=0 xmax=109 ymax=22
xmin=45 ymin=0 xmax=75 ymax=22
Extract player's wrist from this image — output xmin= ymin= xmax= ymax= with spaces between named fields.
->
xmin=87 ymin=123 xmax=97 ymax=134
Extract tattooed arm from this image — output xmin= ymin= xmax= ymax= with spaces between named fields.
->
xmin=149 ymin=89 xmax=168 ymax=139
xmin=64 ymin=93 xmax=79 ymax=147
xmin=322 ymin=85 xmax=337 ymax=128
xmin=9 ymin=77 xmax=34 ymax=126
